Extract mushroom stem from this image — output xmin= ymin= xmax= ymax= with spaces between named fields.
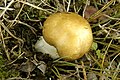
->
xmin=35 ymin=36 xmax=59 ymax=59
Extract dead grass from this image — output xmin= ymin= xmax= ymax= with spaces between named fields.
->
xmin=0 ymin=0 xmax=120 ymax=80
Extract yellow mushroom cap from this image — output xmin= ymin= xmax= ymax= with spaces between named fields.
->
xmin=43 ymin=12 xmax=93 ymax=61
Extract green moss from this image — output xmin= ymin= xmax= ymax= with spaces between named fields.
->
xmin=0 ymin=55 xmax=20 ymax=79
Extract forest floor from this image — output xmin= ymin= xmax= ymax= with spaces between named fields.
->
xmin=0 ymin=0 xmax=120 ymax=80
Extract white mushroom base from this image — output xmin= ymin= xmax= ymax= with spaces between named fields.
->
xmin=35 ymin=36 xmax=60 ymax=59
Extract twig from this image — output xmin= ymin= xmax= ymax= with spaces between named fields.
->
xmin=0 ymin=0 xmax=14 ymax=18
xmin=82 ymin=0 xmax=90 ymax=17
xmin=0 ymin=25 xmax=10 ymax=60
xmin=0 ymin=7 xmax=15 ymax=10
xmin=108 ymin=53 xmax=120 ymax=69
xmin=103 ymin=14 xmax=120 ymax=20
xmin=2 ymin=18 xmax=37 ymax=35
xmin=17 ymin=0 xmax=52 ymax=13
xmin=101 ymin=38 xmax=113 ymax=68
xmin=41 ymin=0 xmax=57 ymax=11
xmin=8 ymin=2 xmax=25 ymax=29
xmin=89 ymin=0 xmax=115 ymax=20
xmin=7 ymin=52 xmax=25 ymax=65
xmin=66 ymin=0 xmax=71 ymax=12
xmin=75 ymin=60 xmax=80 ymax=80
xmin=17 ymin=20 xmax=37 ymax=35
xmin=81 ymin=61 xmax=87 ymax=80
xmin=0 ymin=21 xmax=24 ymax=44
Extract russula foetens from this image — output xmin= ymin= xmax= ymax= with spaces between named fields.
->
xmin=35 ymin=12 xmax=93 ymax=61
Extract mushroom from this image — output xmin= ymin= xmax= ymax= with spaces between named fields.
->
xmin=35 ymin=12 xmax=93 ymax=61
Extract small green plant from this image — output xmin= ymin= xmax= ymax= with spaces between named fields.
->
xmin=0 ymin=55 xmax=20 ymax=79
xmin=92 ymin=42 xmax=104 ymax=59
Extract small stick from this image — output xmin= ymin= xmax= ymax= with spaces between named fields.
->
xmin=81 ymin=61 xmax=87 ymax=80
xmin=0 ymin=0 xmax=14 ymax=18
